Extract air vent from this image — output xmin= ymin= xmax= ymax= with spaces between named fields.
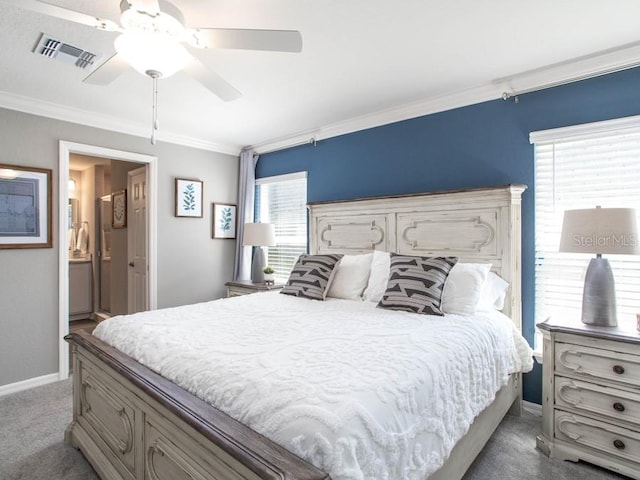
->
xmin=34 ymin=33 xmax=99 ymax=70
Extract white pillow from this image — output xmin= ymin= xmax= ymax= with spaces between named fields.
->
xmin=362 ymin=250 xmax=391 ymax=303
xmin=327 ymin=253 xmax=374 ymax=300
xmin=441 ymin=263 xmax=492 ymax=315
xmin=477 ymin=272 xmax=510 ymax=311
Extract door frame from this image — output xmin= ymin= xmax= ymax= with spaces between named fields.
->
xmin=58 ymin=141 xmax=158 ymax=380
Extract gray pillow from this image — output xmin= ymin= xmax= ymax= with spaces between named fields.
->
xmin=280 ymin=254 xmax=344 ymax=300
xmin=377 ymin=253 xmax=458 ymax=315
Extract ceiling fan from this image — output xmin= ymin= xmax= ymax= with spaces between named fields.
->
xmin=4 ymin=0 xmax=303 ymax=143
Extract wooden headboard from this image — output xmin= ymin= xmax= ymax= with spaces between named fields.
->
xmin=307 ymin=184 xmax=527 ymax=330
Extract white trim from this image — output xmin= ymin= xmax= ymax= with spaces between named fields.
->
xmin=252 ymin=83 xmax=499 ymax=154
xmin=0 ymin=373 xmax=59 ymax=397
xmin=530 ymin=114 xmax=640 ymax=144
xmin=0 ymin=91 xmax=239 ymax=155
xmin=253 ymin=43 xmax=640 ymax=154
xmin=58 ymin=141 xmax=158 ymax=381
xmin=532 ymin=348 xmax=543 ymax=364
xmin=255 ymin=171 xmax=307 ymax=185
xmin=4 ymin=40 xmax=640 ymax=157
xmin=254 ymin=134 xmax=319 ymax=155
xmin=498 ymin=41 xmax=640 ymax=100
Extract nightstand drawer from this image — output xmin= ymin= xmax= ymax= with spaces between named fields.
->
xmin=227 ymin=285 xmax=257 ymax=297
xmin=556 ymin=342 xmax=640 ymax=389
xmin=555 ymin=411 xmax=640 ymax=466
xmin=225 ymin=281 xmax=283 ymax=298
xmin=555 ymin=376 xmax=640 ymax=428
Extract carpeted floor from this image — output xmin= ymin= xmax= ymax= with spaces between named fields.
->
xmin=0 ymin=379 xmax=632 ymax=480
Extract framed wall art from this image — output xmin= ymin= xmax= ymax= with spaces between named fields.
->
xmin=0 ymin=164 xmax=52 ymax=249
xmin=175 ymin=178 xmax=203 ymax=218
xmin=212 ymin=203 xmax=237 ymax=239
xmin=111 ymin=189 xmax=127 ymax=229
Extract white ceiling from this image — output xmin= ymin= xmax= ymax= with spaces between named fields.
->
xmin=1 ymin=0 xmax=640 ymax=155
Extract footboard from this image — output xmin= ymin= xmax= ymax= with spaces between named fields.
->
xmin=65 ymin=332 xmax=329 ymax=480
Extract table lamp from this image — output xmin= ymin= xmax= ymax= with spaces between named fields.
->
xmin=243 ymin=223 xmax=276 ymax=283
xmin=559 ymin=206 xmax=639 ymax=326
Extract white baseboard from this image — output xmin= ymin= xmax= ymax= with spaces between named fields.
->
xmin=523 ymin=400 xmax=542 ymax=417
xmin=0 ymin=372 xmax=60 ymax=397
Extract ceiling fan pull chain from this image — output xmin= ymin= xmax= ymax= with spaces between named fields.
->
xmin=148 ymin=70 xmax=161 ymax=145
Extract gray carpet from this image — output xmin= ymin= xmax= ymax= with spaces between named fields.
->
xmin=0 ymin=379 xmax=631 ymax=480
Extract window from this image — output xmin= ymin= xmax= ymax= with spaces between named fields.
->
xmin=532 ymin=118 xmax=640 ymax=350
xmin=255 ymin=172 xmax=307 ymax=283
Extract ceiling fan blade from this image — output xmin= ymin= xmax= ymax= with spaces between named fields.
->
xmin=1 ymin=0 xmax=120 ymax=31
xmin=183 ymin=59 xmax=241 ymax=102
xmin=83 ymin=53 xmax=131 ymax=85
xmin=186 ymin=28 xmax=302 ymax=53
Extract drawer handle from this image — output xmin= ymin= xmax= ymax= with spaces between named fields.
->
xmin=613 ymin=439 xmax=626 ymax=450
xmin=612 ymin=365 xmax=625 ymax=375
xmin=613 ymin=402 xmax=626 ymax=412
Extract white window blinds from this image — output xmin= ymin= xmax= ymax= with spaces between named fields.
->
xmin=255 ymin=172 xmax=307 ymax=283
xmin=533 ymin=123 xmax=640 ymax=343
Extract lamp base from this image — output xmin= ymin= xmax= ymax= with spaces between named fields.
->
xmin=251 ymin=246 xmax=265 ymax=284
xmin=582 ymin=256 xmax=617 ymax=327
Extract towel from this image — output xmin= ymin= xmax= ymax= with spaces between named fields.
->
xmin=76 ymin=224 xmax=89 ymax=253
xmin=68 ymin=228 xmax=76 ymax=251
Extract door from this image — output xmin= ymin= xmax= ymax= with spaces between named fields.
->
xmin=128 ymin=167 xmax=148 ymax=313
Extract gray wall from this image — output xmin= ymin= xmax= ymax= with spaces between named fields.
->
xmin=0 ymin=107 xmax=238 ymax=387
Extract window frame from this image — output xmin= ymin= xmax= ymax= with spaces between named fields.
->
xmin=531 ymin=115 xmax=640 ymax=355
xmin=254 ymin=171 xmax=308 ymax=283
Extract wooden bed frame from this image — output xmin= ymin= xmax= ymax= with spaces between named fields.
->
xmin=65 ymin=184 xmax=527 ymax=480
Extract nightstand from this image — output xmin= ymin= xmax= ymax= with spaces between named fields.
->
xmin=536 ymin=318 xmax=640 ymax=479
xmin=225 ymin=280 xmax=284 ymax=298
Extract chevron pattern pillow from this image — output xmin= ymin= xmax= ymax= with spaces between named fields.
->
xmin=377 ymin=254 xmax=458 ymax=315
xmin=280 ymin=254 xmax=344 ymax=300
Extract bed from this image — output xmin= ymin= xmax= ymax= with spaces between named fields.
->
xmin=65 ymin=184 xmax=531 ymax=480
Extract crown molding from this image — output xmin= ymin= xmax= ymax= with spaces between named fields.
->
xmin=496 ymin=41 xmax=640 ymax=97
xmin=251 ymin=83 xmax=500 ymax=154
xmin=4 ymin=40 xmax=640 ymax=158
xmin=0 ymin=90 xmax=240 ymax=155
xmin=252 ymin=42 xmax=640 ymax=155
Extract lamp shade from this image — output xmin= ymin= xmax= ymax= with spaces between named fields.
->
xmin=559 ymin=207 xmax=640 ymax=255
xmin=243 ymin=223 xmax=276 ymax=247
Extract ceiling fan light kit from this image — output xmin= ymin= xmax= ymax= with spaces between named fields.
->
xmin=115 ymin=31 xmax=191 ymax=78
xmin=6 ymin=0 xmax=303 ymax=144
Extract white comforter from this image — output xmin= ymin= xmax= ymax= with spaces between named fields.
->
xmin=94 ymin=292 xmax=533 ymax=480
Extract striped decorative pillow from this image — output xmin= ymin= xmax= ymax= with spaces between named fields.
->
xmin=377 ymin=254 xmax=458 ymax=315
xmin=280 ymin=254 xmax=344 ymax=300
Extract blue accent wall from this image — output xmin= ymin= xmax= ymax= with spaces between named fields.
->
xmin=256 ymin=67 xmax=640 ymax=404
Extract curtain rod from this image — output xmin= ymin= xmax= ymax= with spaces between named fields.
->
xmin=256 ymin=136 xmax=318 ymax=155
xmin=502 ymin=59 xmax=640 ymax=103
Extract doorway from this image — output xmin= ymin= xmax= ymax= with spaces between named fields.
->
xmin=58 ymin=141 xmax=158 ymax=381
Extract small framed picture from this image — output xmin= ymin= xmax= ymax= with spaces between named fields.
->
xmin=212 ymin=203 xmax=237 ymax=239
xmin=175 ymin=178 xmax=203 ymax=218
xmin=0 ymin=164 xmax=52 ymax=249
xmin=111 ymin=189 xmax=127 ymax=229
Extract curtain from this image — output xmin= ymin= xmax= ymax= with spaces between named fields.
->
xmin=233 ymin=149 xmax=259 ymax=280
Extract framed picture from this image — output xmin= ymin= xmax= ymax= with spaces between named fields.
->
xmin=0 ymin=164 xmax=52 ymax=249
xmin=175 ymin=178 xmax=203 ymax=217
xmin=111 ymin=189 xmax=127 ymax=229
xmin=212 ymin=203 xmax=237 ymax=239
